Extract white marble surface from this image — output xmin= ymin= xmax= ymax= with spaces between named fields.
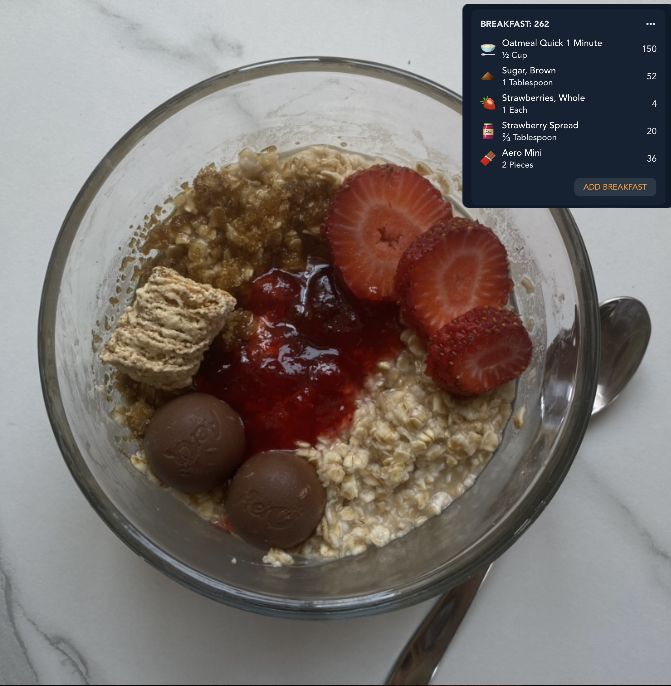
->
xmin=1 ymin=1 xmax=670 ymax=683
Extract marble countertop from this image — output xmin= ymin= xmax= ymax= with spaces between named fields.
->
xmin=2 ymin=1 xmax=670 ymax=683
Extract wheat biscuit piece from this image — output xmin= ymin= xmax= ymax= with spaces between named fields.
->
xmin=101 ymin=266 xmax=235 ymax=390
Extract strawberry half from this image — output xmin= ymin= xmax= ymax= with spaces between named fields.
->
xmin=322 ymin=165 xmax=452 ymax=302
xmin=395 ymin=218 xmax=512 ymax=337
xmin=426 ymin=306 xmax=532 ymax=397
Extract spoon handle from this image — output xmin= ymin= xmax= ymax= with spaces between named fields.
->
xmin=384 ymin=565 xmax=491 ymax=685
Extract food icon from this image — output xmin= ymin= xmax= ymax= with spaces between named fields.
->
xmin=480 ymin=151 xmax=496 ymax=166
xmin=481 ymin=71 xmax=495 ymax=80
xmin=481 ymin=96 xmax=496 ymax=111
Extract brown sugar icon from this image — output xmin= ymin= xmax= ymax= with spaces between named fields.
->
xmin=481 ymin=71 xmax=495 ymax=81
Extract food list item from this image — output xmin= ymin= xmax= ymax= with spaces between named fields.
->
xmin=463 ymin=4 xmax=670 ymax=207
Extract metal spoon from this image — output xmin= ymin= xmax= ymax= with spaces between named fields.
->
xmin=386 ymin=297 xmax=651 ymax=686
xmin=592 ymin=297 xmax=651 ymax=415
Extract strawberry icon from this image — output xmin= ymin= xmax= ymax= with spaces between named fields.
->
xmin=480 ymin=96 xmax=496 ymax=111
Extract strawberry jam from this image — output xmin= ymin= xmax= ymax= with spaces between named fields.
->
xmin=195 ymin=263 xmax=402 ymax=456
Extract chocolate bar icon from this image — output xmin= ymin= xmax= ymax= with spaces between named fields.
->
xmin=480 ymin=151 xmax=496 ymax=166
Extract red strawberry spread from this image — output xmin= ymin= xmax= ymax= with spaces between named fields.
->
xmin=195 ymin=263 xmax=402 ymax=456
xmin=101 ymin=146 xmax=529 ymax=565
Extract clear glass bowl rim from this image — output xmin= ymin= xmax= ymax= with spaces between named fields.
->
xmin=38 ymin=56 xmax=600 ymax=619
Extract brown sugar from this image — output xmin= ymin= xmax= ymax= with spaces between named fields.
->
xmin=140 ymin=147 xmax=339 ymax=297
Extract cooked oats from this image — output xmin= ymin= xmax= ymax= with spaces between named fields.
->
xmin=294 ymin=330 xmax=512 ymax=561
xmin=263 ymin=549 xmax=295 ymax=567
xmin=513 ymin=405 xmax=526 ymax=429
xmin=521 ymin=276 xmax=535 ymax=294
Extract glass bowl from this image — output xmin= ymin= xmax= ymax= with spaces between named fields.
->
xmin=38 ymin=57 xmax=599 ymax=619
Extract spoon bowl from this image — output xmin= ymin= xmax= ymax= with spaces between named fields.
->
xmin=593 ymin=297 xmax=651 ymax=415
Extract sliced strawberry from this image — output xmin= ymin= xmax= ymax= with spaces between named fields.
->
xmin=426 ymin=306 xmax=532 ymax=396
xmin=322 ymin=165 xmax=452 ymax=302
xmin=396 ymin=218 xmax=512 ymax=337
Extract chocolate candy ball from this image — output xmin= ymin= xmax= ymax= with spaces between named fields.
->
xmin=144 ymin=393 xmax=245 ymax=493
xmin=226 ymin=451 xmax=326 ymax=549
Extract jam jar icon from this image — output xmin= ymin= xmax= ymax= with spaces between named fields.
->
xmin=482 ymin=123 xmax=494 ymax=140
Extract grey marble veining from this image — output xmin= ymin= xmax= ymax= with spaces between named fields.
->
xmin=0 ymin=557 xmax=38 ymax=685
xmin=1 ymin=547 xmax=91 ymax=685
xmin=91 ymin=0 xmax=243 ymax=73
xmin=580 ymin=461 xmax=671 ymax=595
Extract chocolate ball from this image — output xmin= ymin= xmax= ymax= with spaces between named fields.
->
xmin=144 ymin=393 xmax=245 ymax=493
xmin=226 ymin=451 xmax=326 ymax=549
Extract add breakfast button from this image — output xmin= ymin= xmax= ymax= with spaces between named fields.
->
xmin=574 ymin=178 xmax=656 ymax=197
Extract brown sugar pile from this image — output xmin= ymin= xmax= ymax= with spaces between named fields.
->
xmin=139 ymin=146 xmax=359 ymax=296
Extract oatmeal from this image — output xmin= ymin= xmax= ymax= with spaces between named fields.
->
xmin=294 ymin=330 xmax=512 ymax=561
xmin=102 ymin=145 xmax=530 ymax=565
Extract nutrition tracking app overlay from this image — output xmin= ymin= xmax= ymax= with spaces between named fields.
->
xmin=463 ymin=4 xmax=670 ymax=207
